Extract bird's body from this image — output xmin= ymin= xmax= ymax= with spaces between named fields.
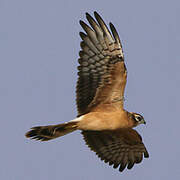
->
xmin=26 ymin=12 xmax=149 ymax=172
xmin=77 ymin=109 xmax=133 ymax=131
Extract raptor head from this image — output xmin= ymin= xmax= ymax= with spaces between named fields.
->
xmin=131 ymin=112 xmax=146 ymax=127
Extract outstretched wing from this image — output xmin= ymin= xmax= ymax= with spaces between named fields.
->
xmin=76 ymin=12 xmax=127 ymax=116
xmin=82 ymin=129 xmax=149 ymax=172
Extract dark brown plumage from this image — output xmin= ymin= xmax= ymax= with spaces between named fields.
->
xmin=76 ymin=12 xmax=125 ymax=116
xmin=25 ymin=12 xmax=149 ymax=172
xmin=82 ymin=129 xmax=149 ymax=172
xmin=26 ymin=121 xmax=78 ymax=141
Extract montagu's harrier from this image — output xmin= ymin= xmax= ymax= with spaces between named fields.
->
xmin=26 ymin=12 xmax=149 ymax=172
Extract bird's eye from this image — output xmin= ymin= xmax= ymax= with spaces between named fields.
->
xmin=135 ymin=116 xmax=142 ymax=122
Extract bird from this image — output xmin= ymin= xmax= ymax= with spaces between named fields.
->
xmin=25 ymin=11 xmax=149 ymax=172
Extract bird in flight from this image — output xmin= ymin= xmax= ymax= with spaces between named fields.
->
xmin=26 ymin=12 xmax=149 ymax=172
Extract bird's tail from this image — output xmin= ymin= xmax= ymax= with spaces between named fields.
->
xmin=25 ymin=121 xmax=78 ymax=141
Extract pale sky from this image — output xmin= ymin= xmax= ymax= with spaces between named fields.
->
xmin=1 ymin=0 xmax=180 ymax=179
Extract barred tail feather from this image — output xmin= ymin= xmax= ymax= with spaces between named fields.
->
xmin=25 ymin=121 xmax=78 ymax=141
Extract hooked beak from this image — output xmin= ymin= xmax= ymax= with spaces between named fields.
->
xmin=141 ymin=118 xmax=146 ymax=125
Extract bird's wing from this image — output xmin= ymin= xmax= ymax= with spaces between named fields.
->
xmin=76 ymin=12 xmax=127 ymax=116
xmin=82 ymin=129 xmax=149 ymax=172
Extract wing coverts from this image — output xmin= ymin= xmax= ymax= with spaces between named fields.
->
xmin=82 ymin=130 xmax=149 ymax=172
xmin=76 ymin=12 xmax=124 ymax=116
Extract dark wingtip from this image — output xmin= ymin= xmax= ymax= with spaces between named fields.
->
xmin=144 ymin=151 xmax=149 ymax=158
xmin=79 ymin=20 xmax=84 ymax=26
xmin=86 ymin=12 xmax=93 ymax=21
xmin=85 ymin=12 xmax=90 ymax=16
xmin=109 ymin=22 xmax=114 ymax=29
xmin=119 ymin=163 xmax=127 ymax=172
xmin=94 ymin=11 xmax=98 ymax=16
xmin=94 ymin=11 xmax=101 ymax=19
xmin=109 ymin=22 xmax=121 ymax=44
xmin=79 ymin=31 xmax=86 ymax=39
xmin=127 ymin=162 xmax=135 ymax=170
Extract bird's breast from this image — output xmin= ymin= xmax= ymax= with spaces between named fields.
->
xmin=77 ymin=110 xmax=133 ymax=131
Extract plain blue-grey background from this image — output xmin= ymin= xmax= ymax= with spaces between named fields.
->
xmin=1 ymin=0 xmax=180 ymax=179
